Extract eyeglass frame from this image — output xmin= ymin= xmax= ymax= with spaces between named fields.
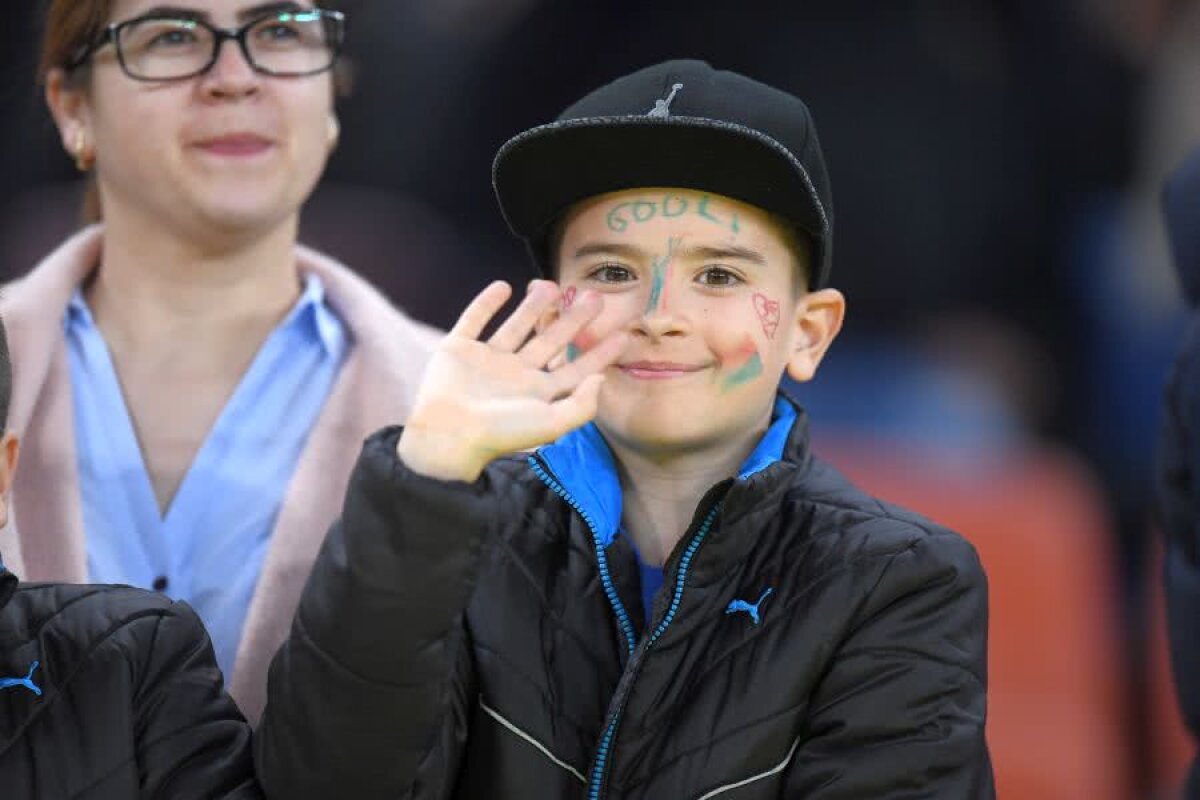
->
xmin=65 ymin=8 xmax=346 ymax=82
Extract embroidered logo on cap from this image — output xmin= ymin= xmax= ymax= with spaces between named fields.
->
xmin=647 ymin=83 xmax=684 ymax=118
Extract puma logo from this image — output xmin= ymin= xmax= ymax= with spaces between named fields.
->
xmin=725 ymin=588 xmax=774 ymax=625
xmin=648 ymin=83 xmax=684 ymax=118
xmin=0 ymin=661 xmax=42 ymax=696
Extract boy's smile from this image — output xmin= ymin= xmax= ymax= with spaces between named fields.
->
xmin=553 ymin=187 xmax=844 ymax=459
xmin=616 ymin=360 xmax=708 ymax=380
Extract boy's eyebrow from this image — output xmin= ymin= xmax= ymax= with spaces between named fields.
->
xmin=571 ymin=242 xmax=768 ymax=266
xmin=572 ymin=242 xmax=645 ymax=261
xmin=683 ymin=244 xmax=767 ymax=266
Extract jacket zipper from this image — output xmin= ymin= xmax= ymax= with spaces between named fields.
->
xmin=528 ymin=456 xmax=637 ymax=655
xmin=586 ymin=501 xmax=722 ymax=799
xmin=530 ymin=451 xmax=726 ymax=799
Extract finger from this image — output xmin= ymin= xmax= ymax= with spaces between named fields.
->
xmin=449 ymin=281 xmax=513 ymax=340
xmin=518 ymin=291 xmax=604 ymax=368
xmin=488 ymin=280 xmax=559 ymax=352
xmin=546 ymin=331 xmax=629 ymax=397
xmin=544 ymin=374 xmax=606 ymax=435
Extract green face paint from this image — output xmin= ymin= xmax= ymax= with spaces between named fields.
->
xmin=662 ymin=193 xmax=689 ymax=217
xmin=697 ymin=194 xmax=723 ymax=225
xmin=566 ymin=343 xmax=580 ymax=363
xmin=603 ymin=194 xmax=740 ymax=235
xmin=723 ymin=352 xmax=764 ymax=391
xmin=645 ymin=237 xmax=681 ymax=315
xmin=719 ymin=336 xmax=764 ymax=392
xmin=646 ymin=269 xmax=665 ymax=315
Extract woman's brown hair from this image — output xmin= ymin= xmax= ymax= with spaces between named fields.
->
xmin=40 ymin=0 xmax=113 ymax=84
xmin=40 ymin=0 xmax=114 ymax=222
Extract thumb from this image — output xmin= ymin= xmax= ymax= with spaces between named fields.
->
xmin=547 ymin=373 xmax=606 ymax=435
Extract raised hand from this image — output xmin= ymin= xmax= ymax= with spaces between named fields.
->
xmin=397 ymin=280 xmax=628 ymax=481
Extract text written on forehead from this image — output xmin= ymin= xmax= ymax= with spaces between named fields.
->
xmin=606 ymin=194 xmax=741 ymax=235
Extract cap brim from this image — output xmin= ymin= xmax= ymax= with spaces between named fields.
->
xmin=492 ymin=115 xmax=831 ymax=287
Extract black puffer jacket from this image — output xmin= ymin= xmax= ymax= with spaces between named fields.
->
xmin=258 ymin=398 xmax=993 ymax=799
xmin=1156 ymin=145 xmax=1200 ymax=799
xmin=0 ymin=565 xmax=261 ymax=799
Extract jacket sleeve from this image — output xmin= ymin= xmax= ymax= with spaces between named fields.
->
xmin=784 ymin=531 xmax=994 ymax=799
xmin=135 ymin=601 xmax=262 ymax=799
xmin=255 ymin=428 xmax=494 ymax=800
xmin=1156 ymin=317 xmax=1200 ymax=753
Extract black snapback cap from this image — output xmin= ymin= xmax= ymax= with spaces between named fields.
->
xmin=492 ymin=59 xmax=834 ymax=289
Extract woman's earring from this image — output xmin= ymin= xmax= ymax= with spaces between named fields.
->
xmin=327 ymin=116 xmax=340 ymax=152
xmin=73 ymin=130 xmax=95 ymax=172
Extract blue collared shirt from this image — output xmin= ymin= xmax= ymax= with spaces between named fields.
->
xmin=65 ymin=274 xmax=349 ymax=678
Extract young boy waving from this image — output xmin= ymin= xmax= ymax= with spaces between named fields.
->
xmin=257 ymin=60 xmax=994 ymax=799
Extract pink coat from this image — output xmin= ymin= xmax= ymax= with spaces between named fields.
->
xmin=0 ymin=226 xmax=442 ymax=722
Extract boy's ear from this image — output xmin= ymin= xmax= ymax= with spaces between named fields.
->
xmin=785 ymin=288 xmax=845 ymax=383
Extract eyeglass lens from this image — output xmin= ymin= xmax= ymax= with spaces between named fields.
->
xmin=116 ymin=11 xmax=339 ymax=80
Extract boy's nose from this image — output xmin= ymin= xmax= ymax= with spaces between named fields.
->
xmin=633 ymin=304 xmax=689 ymax=339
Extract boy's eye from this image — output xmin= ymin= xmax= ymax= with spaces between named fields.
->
xmin=695 ymin=266 xmax=744 ymax=287
xmin=587 ymin=263 xmax=636 ymax=283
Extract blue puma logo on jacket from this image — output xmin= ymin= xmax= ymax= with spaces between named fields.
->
xmin=725 ymin=588 xmax=774 ymax=625
xmin=0 ymin=661 xmax=42 ymax=696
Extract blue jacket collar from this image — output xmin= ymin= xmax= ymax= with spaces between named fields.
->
xmin=535 ymin=395 xmax=798 ymax=548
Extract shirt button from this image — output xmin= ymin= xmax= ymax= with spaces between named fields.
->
xmin=152 ymin=576 xmax=169 ymax=592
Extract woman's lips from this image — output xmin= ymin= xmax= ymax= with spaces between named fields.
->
xmin=618 ymin=361 xmax=706 ymax=380
xmin=194 ymin=134 xmax=275 ymax=157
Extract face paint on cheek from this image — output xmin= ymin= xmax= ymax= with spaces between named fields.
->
xmin=566 ymin=329 xmax=599 ymax=363
xmin=719 ymin=335 xmax=764 ymax=392
xmin=753 ymin=293 xmax=780 ymax=340
xmin=562 ymin=286 xmax=577 ymax=310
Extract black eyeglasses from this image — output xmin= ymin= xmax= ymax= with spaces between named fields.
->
xmin=67 ymin=8 xmax=345 ymax=81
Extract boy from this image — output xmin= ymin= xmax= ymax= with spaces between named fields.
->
xmin=257 ymin=60 xmax=993 ymax=798
xmin=0 ymin=314 xmax=261 ymax=797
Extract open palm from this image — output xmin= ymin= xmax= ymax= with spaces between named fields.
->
xmin=397 ymin=280 xmax=627 ymax=481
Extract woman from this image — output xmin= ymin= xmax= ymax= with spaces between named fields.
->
xmin=0 ymin=0 xmax=441 ymax=723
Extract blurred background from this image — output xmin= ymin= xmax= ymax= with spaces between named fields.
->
xmin=2 ymin=0 xmax=1197 ymax=796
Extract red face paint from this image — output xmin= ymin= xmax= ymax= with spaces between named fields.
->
xmin=721 ymin=335 xmax=758 ymax=367
xmin=562 ymin=286 xmax=578 ymax=310
xmin=572 ymin=329 xmax=598 ymax=351
xmin=720 ymin=335 xmax=764 ymax=391
xmin=753 ymin=293 xmax=780 ymax=340
xmin=566 ymin=328 xmax=597 ymax=364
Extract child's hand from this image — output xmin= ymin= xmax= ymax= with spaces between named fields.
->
xmin=397 ymin=280 xmax=627 ymax=482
